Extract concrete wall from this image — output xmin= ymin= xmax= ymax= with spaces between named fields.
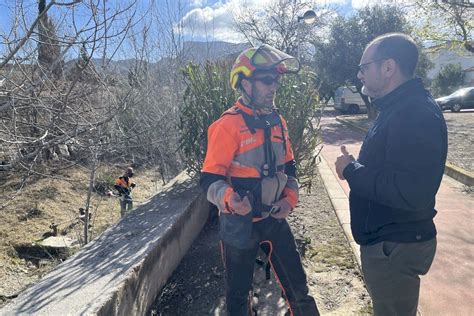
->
xmin=0 ymin=172 xmax=211 ymax=315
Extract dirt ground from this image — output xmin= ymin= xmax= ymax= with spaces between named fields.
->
xmin=0 ymin=165 xmax=163 ymax=306
xmin=442 ymin=111 xmax=474 ymax=173
xmin=151 ymin=173 xmax=372 ymax=316
xmin=0 ymin=166 xmax=371 ymax=315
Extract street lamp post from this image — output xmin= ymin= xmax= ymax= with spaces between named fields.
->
xmin=297 ymin=10 xmax=317 ymax=60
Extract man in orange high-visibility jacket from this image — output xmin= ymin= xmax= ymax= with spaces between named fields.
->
xmin=200 ymin=45 xmax=319 ymax=316
xmin=114 ymin=167 xmax=136 ymax=217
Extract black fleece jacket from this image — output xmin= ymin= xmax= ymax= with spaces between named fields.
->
xmin=343 ymin=78 xmax=448 ymax=245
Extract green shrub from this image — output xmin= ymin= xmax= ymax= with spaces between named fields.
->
xmin=179 ymin=61 xmax=237 ymax=174
xmin=276 ymin=70 xmax=323 ymax=190
xmin=179 ymin=62 xmax=322 ymax=189
xmin=431 ymin=63 xmax=465 ymax=97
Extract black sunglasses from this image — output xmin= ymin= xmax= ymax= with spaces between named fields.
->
xmin=252 ymin=76 xmax=280 ymax=86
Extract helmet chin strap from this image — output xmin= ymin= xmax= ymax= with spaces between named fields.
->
xmin=241 ymin=80 xmax=274 ymax=115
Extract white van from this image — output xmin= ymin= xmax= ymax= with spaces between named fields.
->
xmin=334 ymin=86 xmax=367 ymax=114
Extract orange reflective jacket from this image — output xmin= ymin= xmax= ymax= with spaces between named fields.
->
xmin=114 ymin=176 xmax=135 ymax=197
xmin=201 ymin=99 xmax=298 ymax=219
xmin=115 ymin=177 xmax=134 ymax=189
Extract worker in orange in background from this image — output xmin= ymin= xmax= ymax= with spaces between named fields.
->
xmin=114 ymin=167 xmax=136 ymax=217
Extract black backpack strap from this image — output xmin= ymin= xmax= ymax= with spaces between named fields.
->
xmin=262 ymin=123 xmax=275 ymax=177
xmin=239 ymin=110 xmax=257 ymax=134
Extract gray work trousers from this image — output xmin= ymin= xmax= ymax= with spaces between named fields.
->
xmin=361 ymin=238 xmax=436 ymax=316
xmin=120 ymin=196 xmax=133 ymax=218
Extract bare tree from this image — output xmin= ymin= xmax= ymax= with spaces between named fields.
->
xmin=0 ymin=0 xmax=213 ymax=250
xmin=232 ymin=0 xmax=332 ymax=60
xmin=411 ymin=0 xmax=473 ymax=52
xmin=0 ymin=0 xmax=142 ymax=211
xmin=437 ymin=0 xmax=473 ymax=9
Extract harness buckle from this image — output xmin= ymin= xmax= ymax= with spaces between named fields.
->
xmin=262 ymin=163 xmax=269 ymax=177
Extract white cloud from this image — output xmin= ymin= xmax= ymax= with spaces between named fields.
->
xmin=319 ymin=0 xmax=348 ymax=5
xmin=189 ymin=0 xmax=207 ymax=9
xmin=180 ymin=0 xmax=403 ymax=42
xmin=351 ymin=0 xmax=414 ymax=9
xmin=351 ymin=0 xmax=371 ymax=9
xmin=180 ymin=2 xmax=241 ymax=42
xmin=179 ymin=0 xmax=281 ymax=43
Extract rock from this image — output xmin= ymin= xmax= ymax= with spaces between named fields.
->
xmin=39 ymin=236 xmax=79 ymax=248
xmin=56 ymin=144 xmax=70 ymax=158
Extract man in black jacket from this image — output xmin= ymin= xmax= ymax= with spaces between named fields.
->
xmin=335 ymin=33 xmax=447 ymax=316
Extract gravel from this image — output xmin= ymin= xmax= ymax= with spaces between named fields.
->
xmin=443 ymin=112 xmax=474 ymax=173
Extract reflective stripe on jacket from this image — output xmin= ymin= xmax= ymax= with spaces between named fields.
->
xmin=201 ymin=99 xmax=299 ymax=218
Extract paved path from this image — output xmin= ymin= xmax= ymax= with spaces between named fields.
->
xmin=318 ymin=109 xmax=474 ymax=316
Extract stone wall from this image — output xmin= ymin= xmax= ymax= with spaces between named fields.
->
xmin=0 ymin=172 xmax=211 ymax=315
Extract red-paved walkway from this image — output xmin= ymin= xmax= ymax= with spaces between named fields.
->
xmin=319 ymin=109 xmax=474 ymax=316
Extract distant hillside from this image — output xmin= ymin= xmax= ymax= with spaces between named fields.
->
xmin=63 ymin=58 xmax=139 ymax=77
xmin=180 ymin=41 xmax=249 ymax=64
xmin=64 ymin=41 xmax=249 ymax=76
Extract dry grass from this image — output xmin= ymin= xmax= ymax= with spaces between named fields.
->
xmin=0 ymin=164 xmax=164 ymax=302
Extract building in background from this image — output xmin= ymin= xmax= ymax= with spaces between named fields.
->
xmin=426 ymin=43 xmax=474 ymax=85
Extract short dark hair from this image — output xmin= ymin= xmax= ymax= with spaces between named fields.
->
xmin=369 ymin=33 xmax=419 ymax=78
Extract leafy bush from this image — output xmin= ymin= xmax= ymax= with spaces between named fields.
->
xmin=276 ymin=70 xmax=323 ymax=190
xmin=179 ymin=62 xmax=322 ymax=189
xmin=179 ymin=61 xmax=237 ymax=174
xmin=431 ymin=63 xmax=465 ymax=97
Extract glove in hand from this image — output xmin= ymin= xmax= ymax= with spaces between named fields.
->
xmin=229 ymin=192 xmax=252 ymax=216
xmin=270 ymin=198 xmax=292 ymax=219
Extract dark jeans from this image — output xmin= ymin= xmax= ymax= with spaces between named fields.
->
xmin=361 ymin=238 xmax=437 ymax=316
xmin=221 ymin=217 xmax=319 ymax=316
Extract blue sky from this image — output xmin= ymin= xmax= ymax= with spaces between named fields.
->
xmin=0 ymin=0 xmax=400 ymax=60
xmin=0 ymin=0 xmax=368 ymax=42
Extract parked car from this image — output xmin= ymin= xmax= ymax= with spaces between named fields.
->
xmin=435 ymin=87 xmax=474 ymax=112
xmin=334 ymin=86 xmax=367 ymax=114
